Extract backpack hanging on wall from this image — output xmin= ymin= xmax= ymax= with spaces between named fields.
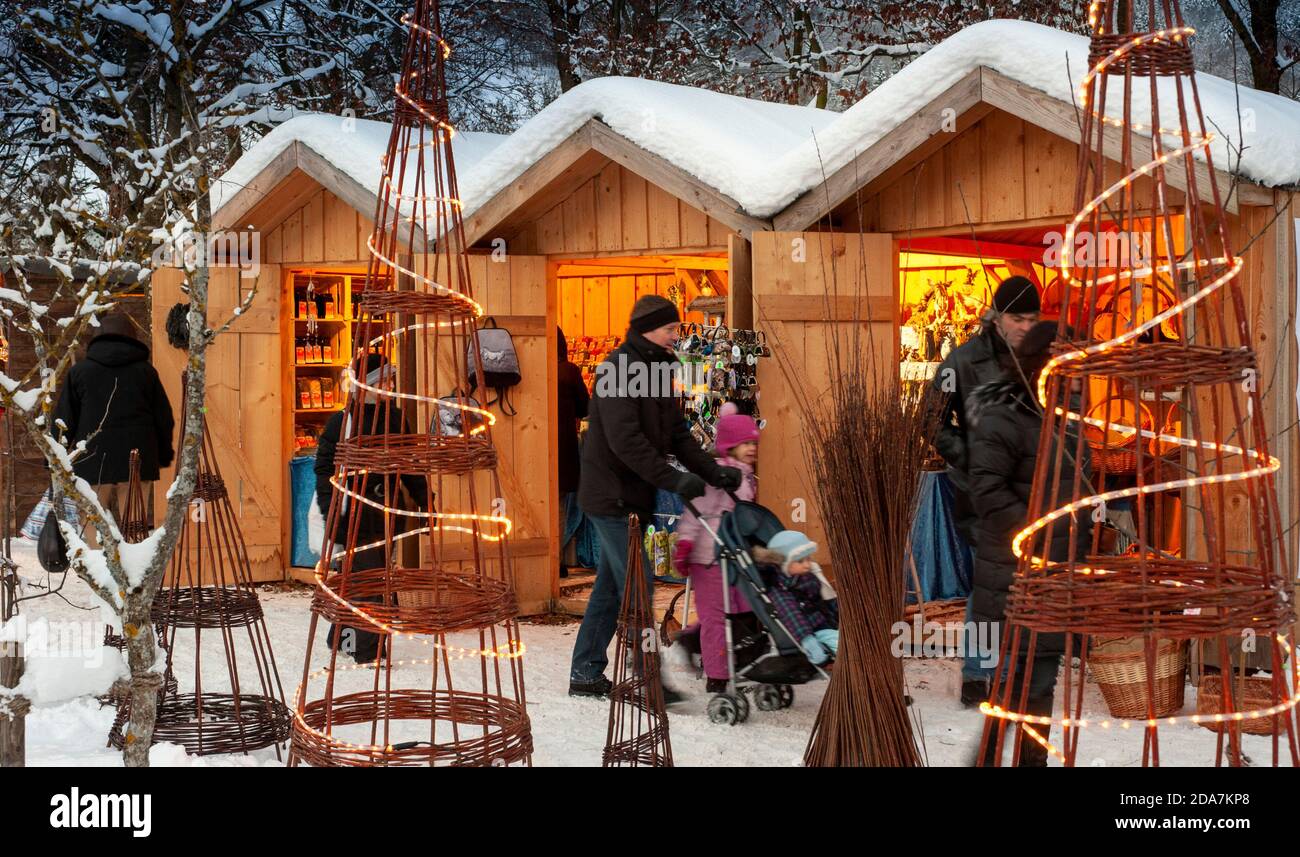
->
xmin=466 ymin=317 xmax=521 ymax=416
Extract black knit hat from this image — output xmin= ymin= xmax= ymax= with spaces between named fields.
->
xmin=628 ymin=294 xmax=680 ymax=334
xmin=992 ymin=275 xmax=1040 ymax=314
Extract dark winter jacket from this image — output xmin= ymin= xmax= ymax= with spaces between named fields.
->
xmin=965 ymin=377 xmax=1088 ymax=655
xmin=315 ymin=403 xmax=429 ymax=546
xmin=929 ymin=318 xmax=1017 ymax=543
xmin=54 ymin=333 xmax=175 ymax=484
xmin=557 ymin=329 xmax=589 ymax=495
xmin=577 ymin=329 xmax=726 ymax=519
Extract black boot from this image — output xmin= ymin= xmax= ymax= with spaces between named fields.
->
xmin=1017 ymin=696 xmax=1055 ymax=767
xmin=960 ymin=677 xmax=989 ymax=708
xmin=706 ymin=677 xmax=729 ymax=694
xmin=569 ymin=675 xmax=613 ymax=698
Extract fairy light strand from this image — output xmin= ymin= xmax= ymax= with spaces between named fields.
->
xmin=984 ymin=4 xmax=1300 ymax=754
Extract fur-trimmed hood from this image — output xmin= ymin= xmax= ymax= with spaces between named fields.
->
xmin=964 ymin=377 xmax=1038 ymax=431
xmin=751 ymin=545 xmax=784 ymax=565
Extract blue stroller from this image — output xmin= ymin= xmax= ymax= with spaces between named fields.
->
xmin=677 ymin=497 xmax=831 ymax=725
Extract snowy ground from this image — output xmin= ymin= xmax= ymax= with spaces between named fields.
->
xmin=6 ymin=539 xmax=1292 ymax=767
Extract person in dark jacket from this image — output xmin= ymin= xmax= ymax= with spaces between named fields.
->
xmin=569 ymin=294 xmax=742 ymax=698
xmin=314 ymin=353 xmax=429 ymax=663
xmin=966 ymin=321 xmax=1087 ymax=766
xmin=54 ymin=312 xmax=174 ymax=525
xmin=557 ymin=328 xmax=589 ymax=577
xmin=929 ymin=274 xmax=1040 ymax=706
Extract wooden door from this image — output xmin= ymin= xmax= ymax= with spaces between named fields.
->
xmin=751 ymin=232 xmax=896 ymax=574
xmin=151 ymin=264 xmax=285 ymax=582
xmin=414 ymin=252 xmax=554 ymax=614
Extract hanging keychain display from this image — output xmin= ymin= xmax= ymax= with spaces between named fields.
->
xmin=673 ymin=322 xmax=769 ymax=447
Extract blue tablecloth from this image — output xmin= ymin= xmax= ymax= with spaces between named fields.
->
xmin=907 ymin=470 xmax=973 ymax=603
xmin=290 ymin=455 xmax=320 ymax=568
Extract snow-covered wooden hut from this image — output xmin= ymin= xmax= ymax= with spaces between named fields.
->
xmin=152 ymin=19 xmax=1298 ymax=613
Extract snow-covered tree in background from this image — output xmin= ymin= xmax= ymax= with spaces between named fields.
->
xmin=0 ymin=0 xmax=315 ymax=767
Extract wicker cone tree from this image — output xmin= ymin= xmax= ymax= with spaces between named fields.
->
xmin=288 ymin=0 xmax=532 ymax=767
xmin=602 ymin=515 xmax=672 ymax=767
xmin=110 ymin=406 xmax=292 ymax=756
xmin=979 ymin=0 xmax=1298 ymax=766
xmin=103 ymin=452 xmax=176 ymax=717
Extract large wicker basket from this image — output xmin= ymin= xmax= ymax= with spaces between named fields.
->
xmin=1088 ymin=637 xmax=1187 ymax=719
xmin=1195 ymin=674 xmax=1284 ymax=736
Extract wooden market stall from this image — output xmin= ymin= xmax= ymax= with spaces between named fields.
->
xmin=151 ymin=110 xmax=764 ymax=613
xmin=755 ymin=65 xmax=1299 ymax=613
xmin=151 ymin=28 xmax=1298 ymax=622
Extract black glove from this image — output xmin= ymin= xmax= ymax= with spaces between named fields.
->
xmin=674 ymin=472 xmax=708 ymax=500
xmin=711 ymin=466 xmax=743 ymax=491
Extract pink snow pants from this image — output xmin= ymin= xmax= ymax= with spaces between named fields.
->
xmin=688 ymin=562 xmax=752 ymax=680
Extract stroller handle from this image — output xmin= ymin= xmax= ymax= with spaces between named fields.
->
xmin=680 ymin=486 xmax=744 ymax=547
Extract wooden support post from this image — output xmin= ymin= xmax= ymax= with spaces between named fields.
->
xmin=727 ymin=234 xmax=753 ymax=329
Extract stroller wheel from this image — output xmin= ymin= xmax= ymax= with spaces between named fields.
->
xmin=777 ymin=684 xmax=794 ymax=709
xmin=707 ymin=694 xmax=744 ymax=726
xmin=754 ymin=684 xmax=783 ymax=711
xmin=734 ymin=690 xmax=750 ymax=723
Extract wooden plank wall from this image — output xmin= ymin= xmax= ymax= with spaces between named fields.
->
xmin=151 ymin=264 xmax=285 ymax=583
xmin=750 ymin=232 xmax=897 ymax=577
xmin=506 ymin=164 xmax=732 ymax=255
xmin=854 ymin=108 xmax=1182 ymax=234
xmin=557 ymin=272 xmax=716 ymax=337
xmin=1222 ymin=201 xmax=1299 ymax=583
xmin=416 ymin=252 xmax=553 ymax=613
xmin=261 ymin=187 xmax=376 ymax=267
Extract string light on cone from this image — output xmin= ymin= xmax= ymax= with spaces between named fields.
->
xmin=982 ymin=636 xmax=1300 ymax=731
xmin=291 ymin=0 xmax=532 ymax=768
xmin=979 ymin=0 xmax=1298 ymax=768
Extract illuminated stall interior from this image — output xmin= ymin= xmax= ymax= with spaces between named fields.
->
xmin=898 ymin=215 xmax=1188 ymax=557
xmin=556 ymin=254 xmax=728 ymax=391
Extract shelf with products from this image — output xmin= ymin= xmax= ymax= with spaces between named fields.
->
xmin=287 ymin=269 xmax=392 ymax=458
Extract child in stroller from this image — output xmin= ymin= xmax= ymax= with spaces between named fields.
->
xmin=751 ymin=531 xmax=839 ymax=666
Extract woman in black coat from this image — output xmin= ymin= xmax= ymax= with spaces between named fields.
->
xmin=965 ymin=322 xmax=1087 ymax=765
xmin=313 ymin=354 xmax=429 ymax=663
xmin=54 ymin=313 xmax=174 ymax=520
xmin=556 ymin=327 xmax=589 ymax=496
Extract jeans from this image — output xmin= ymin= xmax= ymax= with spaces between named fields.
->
xmin=962 ymin=591 xmax=994 ymax=683
xmin=569 ymin=514 xmax=653 ymax=683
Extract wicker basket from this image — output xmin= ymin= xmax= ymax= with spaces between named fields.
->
xmin=1088 ymin=637 xmax=1187 ymax=719
xmin=1195 ymin=674 xmax=1284 ymax=736
xmin=1091 ymin=446 xmax=1140 ymax=475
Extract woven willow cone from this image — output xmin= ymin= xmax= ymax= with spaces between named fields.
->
xmin=111 ymin=398 xmax=292 ymax=756
xmin=602 ymin=515 xmax=672 ymax=767
xmin=102 ymin=451 xmax=176 ymax=716
xmin=288 ymin=0 xmax=531 ymax=767
xmin=980 ymin=0 xmax=1298 ymax=767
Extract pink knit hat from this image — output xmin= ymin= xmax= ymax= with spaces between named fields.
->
xmin=714 ymin=404 xmax=759 ymax=455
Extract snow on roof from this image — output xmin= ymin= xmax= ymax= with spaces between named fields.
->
xmin=209 ymin=112 xmax=507 ymax=217
xmin=213 ymin=20 xmax=1300 ymax=227
xmin=785 ymin=19 xmax=1300 ymax=209
xmin=456 ymin=77 xmax=839 ymax=220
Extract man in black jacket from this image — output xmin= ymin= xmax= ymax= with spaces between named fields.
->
xmin=54 ymin=313 xmax=174 ymax=525
xmin=569 ymin=295 xmax=741 ymax=698
xmin=314 ymin=353 xmax=428 ymax=663
xmin=966 ymin=321 xmax=1087 ymax=766
xmin=930 ymin=275 xmax=1040 ymax=707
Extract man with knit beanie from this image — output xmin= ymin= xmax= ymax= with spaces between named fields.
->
xmin=928 ymin=274 xmax=1040 ymax=707
xmin=570 ymin=294 xmax=743 ymax=699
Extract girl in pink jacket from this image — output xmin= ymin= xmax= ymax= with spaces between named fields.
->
xmin=673 ymin=404 xmax=759 ymax=692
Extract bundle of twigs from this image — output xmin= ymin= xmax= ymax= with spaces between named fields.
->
xmin=764 ymin=242 xmax=933 ymax=767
